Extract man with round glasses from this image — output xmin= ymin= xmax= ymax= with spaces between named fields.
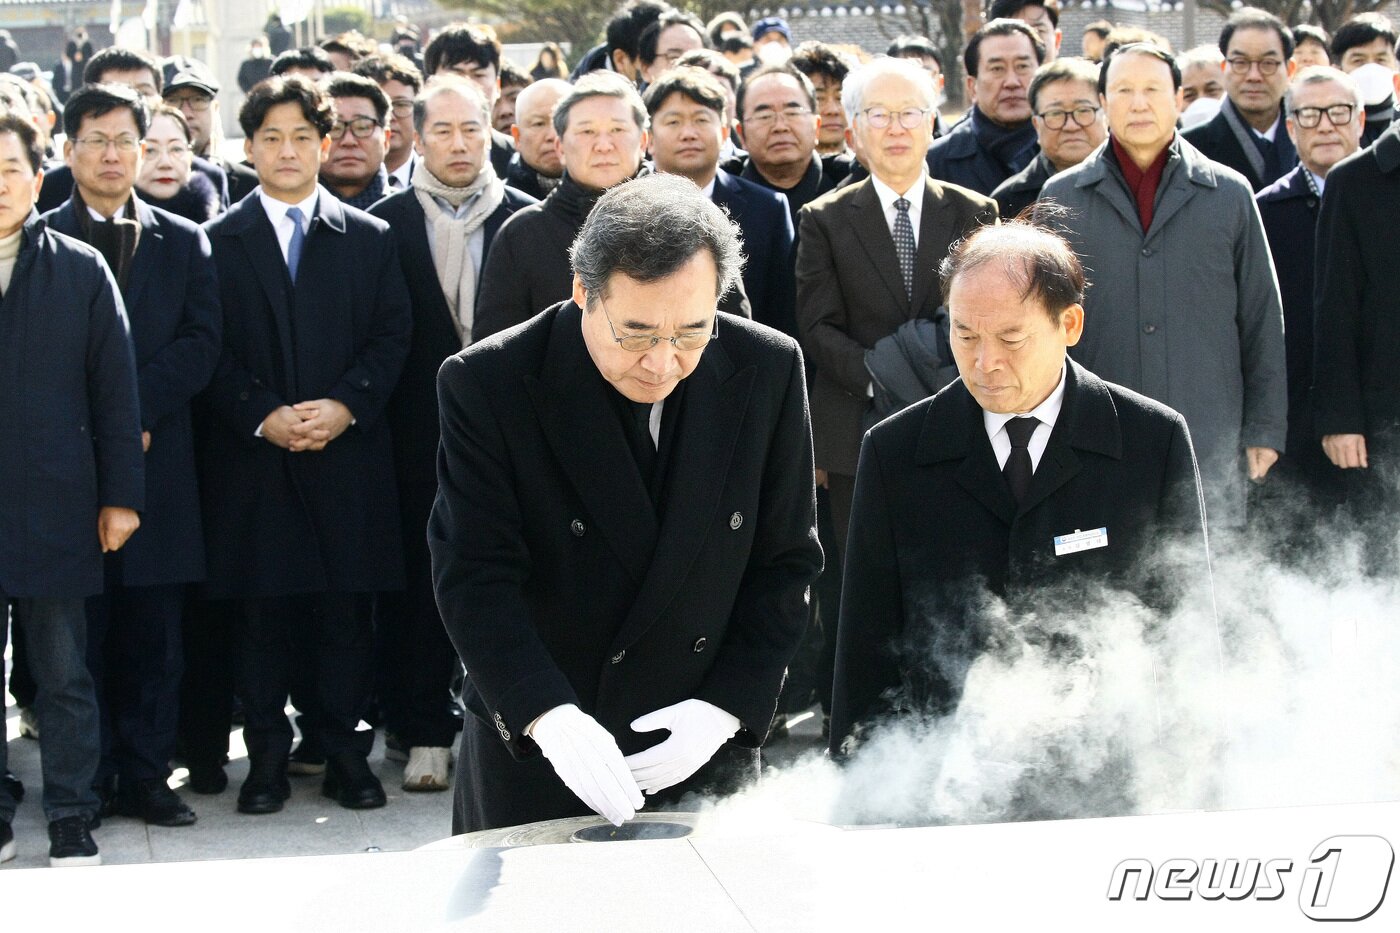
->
xmin=430 ymin=173 xmax=821 ymax=832
xmin=319 ymin=73 xmax=392 ymax=210
xmin=1184 ymin=7 xmax=1299 ymax=191
xmin=797 ymin=56 xmax=996 ymax=638
xmin=993 ymin=57 xmax=1107 ymax=217
xmin=1252 ymin=65 xmax=1364 ymax=554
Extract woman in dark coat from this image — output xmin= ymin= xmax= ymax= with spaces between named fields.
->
xmin=136 ymin=106 xmax=219 ymax=224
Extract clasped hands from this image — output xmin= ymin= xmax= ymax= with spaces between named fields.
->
xmin=529 ymin=699 xmax=740 ymax=826
xmin=261 ymin=399 xmax=353 ymax=451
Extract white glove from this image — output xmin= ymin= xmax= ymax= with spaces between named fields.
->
xmin=624 ymin=699 xmax=741 ymax=795
xmin=529 ymin=704 xmax=644 ymax=826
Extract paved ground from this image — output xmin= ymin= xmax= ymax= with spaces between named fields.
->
xmin=2 ymin=684 xmax=825 ymax=871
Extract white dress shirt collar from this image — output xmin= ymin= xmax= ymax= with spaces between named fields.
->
xmin=983 ymin=364 xmax=1067 ymax=472
xmin=85 ymin=201 xmax=129 ymax=222
xmin=258 ymin=187 xmax=319 ymax=263
xmin=869 ymin=168 xmax=927 ymax=245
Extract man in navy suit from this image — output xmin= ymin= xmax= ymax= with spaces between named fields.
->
xmin=43 ymin=83 xmax=221 ymax=829
xmin=201 ymin=75 xmax=411 ymax=815
xmin=369 ymin=77 xmax=535 ymax=793
xmin=0 ymin=113 xmax=144 ymax=867
xmin=830 ymin=222 xmax=1213 ymax=768
xmin=644 ymin=67 xmax=796 ymax=337
xmin=1253 ymin=66 xmax=1363 ymax=550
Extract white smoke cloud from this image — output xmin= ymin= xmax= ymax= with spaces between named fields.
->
xmin=690 ymin=513 xmax=1400 ymax=832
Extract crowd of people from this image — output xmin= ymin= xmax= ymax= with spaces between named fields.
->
xmin=0 ymin=0 xmax=1398 ymax=867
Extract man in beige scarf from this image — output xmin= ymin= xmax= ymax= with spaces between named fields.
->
xmin=369 ymin=76 xmax=537 ymax=793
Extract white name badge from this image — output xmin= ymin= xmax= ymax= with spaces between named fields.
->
xmin=1053 ymin=527 xmax=1108 ymax=557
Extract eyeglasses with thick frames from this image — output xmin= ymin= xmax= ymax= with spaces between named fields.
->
xmin=1291 ymin=103 xmax=1356 ymax=128
xmin=597 ymin=296 xmax=717 ymax=352
xmin=167 ymin=94 xmax=212 ymax=112
xmin=329 ymin=116 xmax=384 ymax=140
xmin=860 ymin=107 xmax=933 ymax=130
xmin=1035 ymin=105 xmax=1101 ymax=130
xmin=1226 ymin=56 xmax=1284 ymax=75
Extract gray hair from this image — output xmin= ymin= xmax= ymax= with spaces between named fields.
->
xmin=841 ymin=55 xmax=939 ymax=124
xmin=1285 ymin=64 xmax=1365 ymax=113
xmin=553 ymin=71 xmax=649 ymax=137
xmin=412 ymin=74 xmax=489 ymax=137
xmin=569 ymin=174 xmax=744 ymax=305
xmin=1177 ymin=44 xmax=1224 ymax=75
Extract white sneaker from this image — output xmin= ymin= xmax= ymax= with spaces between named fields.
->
xmin=18 ymin=708 xmax=38 ymax=740
xmin=401 ymin=747 xmax=451 ymax=792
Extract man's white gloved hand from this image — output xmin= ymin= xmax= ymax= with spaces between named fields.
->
xmin=624 ymin=699 xmax=741 ymax=795
xmin=529 ymin=704 xmax=644 ymax=826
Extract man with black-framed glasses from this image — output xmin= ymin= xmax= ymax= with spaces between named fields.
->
xmin=797 ymin=59 xmax=996 ymax=736
xmin=354 ymin=53 xmax=424 ymax=191
xmin=162 ymin=66 xmax=258 ymax=206
xmin=994 ymin=57 xmax=1107 ymax=217
xmin=430 ymin=174 xmax=821 ymax=832
xmin=1183 ymin=7 xmax=1299 ymax=191
xmin=320 ymin=73 xmax=392 ymax=210
xmin=1253 ymin=66 xmax=1364 ymax=555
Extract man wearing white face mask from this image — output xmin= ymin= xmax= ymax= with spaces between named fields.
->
xmin=1330 ymin=14 xmax=1400 ymax=146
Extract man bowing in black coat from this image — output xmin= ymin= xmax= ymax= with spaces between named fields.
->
xmin=430 ymin=174 xmax=823 ymax=833
xmin=830 ymin=222 xmax=1215 ymax=783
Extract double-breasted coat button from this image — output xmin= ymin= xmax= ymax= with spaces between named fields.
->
xmin=610 ymin=650 xmax=625 ymax=664
xmin=692 ymin=637 xmax=707 ymax=653
xmin=729 ymin=512 xmax=743 ymax=530
xmin=492 ymin=711 xmax=511 ymax=741
xmin=570 ymin=519 xmax=586 ymax=537
xmin=238 ymin=391 xmax=249 ymax=401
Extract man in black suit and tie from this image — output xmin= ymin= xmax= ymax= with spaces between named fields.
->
xmin=429 ymin=174 xmax=822 ymax=833
xmin=201 ymin=75 xmax=412 ymax=816
xmin=369 ymin=77 xmax=535 ymax=793
xmin=830 ymin=222 xmax=1213 ymax=763
xmin=797 ymin=56 xmax=997 ymax=553
xmin=644 ymin=67 xmax=796 ymax=336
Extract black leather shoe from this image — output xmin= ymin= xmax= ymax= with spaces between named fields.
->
xmin=187 ymin=761 xmax=228 ymax=795
xmin=118 ymin=779 xmax=198 ymax=827
xmin=322 ymin=753 xmax=386 ymax=809
xmin=237 ymin=758 xmax=291 ymax=815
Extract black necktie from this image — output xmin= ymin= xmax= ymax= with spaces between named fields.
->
xmin=1003 ymin=416 xmax=1039 ymax=505
xmin=630 ymin=401 xmax=657 ymax=481
xmin=893 ymin=197 xmax=915 ymax=302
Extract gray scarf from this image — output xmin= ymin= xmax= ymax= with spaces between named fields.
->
xmin=413 ymin=162 xmax=506 ymax=346
xmin=1219 ymin=96 xmax=1277 ymax=183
